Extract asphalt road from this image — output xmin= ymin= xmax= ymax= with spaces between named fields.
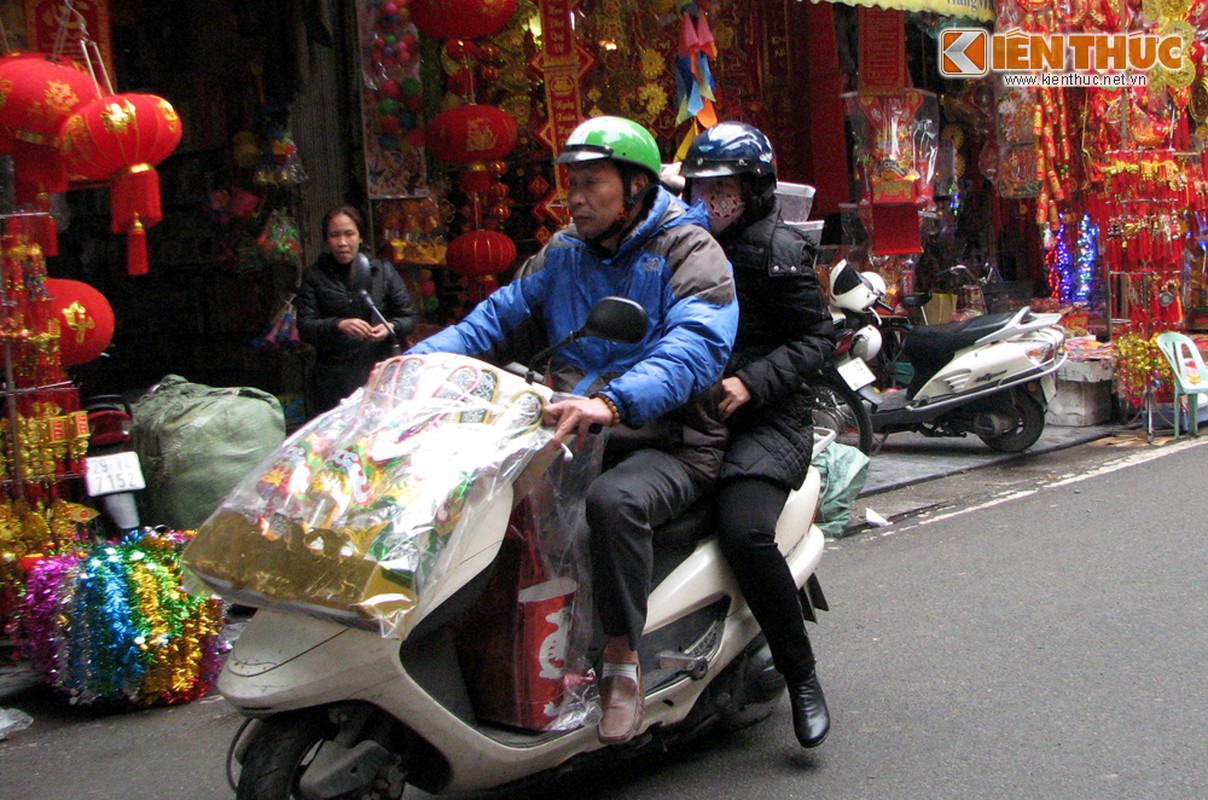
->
xmin=2 ymin=434 xmax=1206 ymax=800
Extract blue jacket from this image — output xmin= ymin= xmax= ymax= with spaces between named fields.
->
xmin=411 ymin=187 xmax=738 ymax=479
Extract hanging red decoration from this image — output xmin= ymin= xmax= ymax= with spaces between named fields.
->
xmin=0 ymin=52 xmax=99 ymax=256
xmin=0 ymin=52 xmax=98 ymax=140
xmin=0 ymin=52 xmax=99 ymax=197
xmin=44 ymin=278 xmax=115 ymax=367
xmin=444 ymin=229 xmax=517 ymax=277
xmin=426 ymin=104 xmax=518 ymax=164
xmin=409 ymin=0 xmax=517 ymax=41
xmin=59 ymin=93 xmax=183 ymax=276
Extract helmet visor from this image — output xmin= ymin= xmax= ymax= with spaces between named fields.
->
xmin=555 ymin=144 xmax=614 ymax=165
xmin=681 ymin=155 xmax=767 ymax=178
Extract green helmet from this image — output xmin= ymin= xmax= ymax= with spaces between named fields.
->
xmin=555 ymin=116 xmax=662 ymax=179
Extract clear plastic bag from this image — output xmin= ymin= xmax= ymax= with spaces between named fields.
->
xmin=182 ymin=354 xmax=566 ymax=638
xmin=0 ymin=707 xmax=33 ymax=740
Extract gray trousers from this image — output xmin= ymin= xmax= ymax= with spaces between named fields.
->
xmin=586 ymin=448 xmax=707 ymax=650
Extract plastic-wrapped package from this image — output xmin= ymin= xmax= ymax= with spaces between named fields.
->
xmin=455 ymin=430 xmax=604 ymax=732
xmin=182 ymin=354 xmax=565 ymax=639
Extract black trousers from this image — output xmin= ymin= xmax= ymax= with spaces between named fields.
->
xmin=716 ymin=477 xmax=816 ymax=684
xmin=586 ymin=448 xmax=706 ymax=650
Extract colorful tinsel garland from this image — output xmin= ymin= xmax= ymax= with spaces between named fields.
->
xmin=19 ymin=528 xmax=226 ymax=706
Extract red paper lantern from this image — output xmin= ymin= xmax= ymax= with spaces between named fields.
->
xmin=0 ymin=51 xmax=99 ymax=204
xmin=426 ymin=104 xmax=518 ymax=164
xmin=410 ymin=0 xmax=517 ymax=41
xmin=445 ymin=229 xmax=517 ymax=277
xmin=59 ymin=93 xmax=183 ymax=275
xmin=0 ymin=52 xmax=98 ymax=139
xmin=44 ymin=278 xmax=115 ymax=367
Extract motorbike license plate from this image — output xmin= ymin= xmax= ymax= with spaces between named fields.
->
xmin=837 ymin=357 xmax=876 ymax=391
xmin=85 ymin=451 xmax=146 ymax=497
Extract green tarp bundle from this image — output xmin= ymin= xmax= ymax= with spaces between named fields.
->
xmin=132 ymin=375 xmax=286 ymax=530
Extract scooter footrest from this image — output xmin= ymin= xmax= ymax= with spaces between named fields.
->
xmin=656 ymin=652 xmax=709 ymax=680
xmin=656 ymin=618 xmax=724 ymax=679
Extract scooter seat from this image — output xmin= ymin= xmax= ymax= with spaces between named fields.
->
xmin=903 ymin=311 xmax=1017 ymax=360
xmin=651 ymin=499 xmax=715 ymax=589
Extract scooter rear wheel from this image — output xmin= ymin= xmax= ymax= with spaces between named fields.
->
xmin=811 ymin=375 xmax=874 ymax=455
xmin=977 ymin=391 xmax=1045 ymax=453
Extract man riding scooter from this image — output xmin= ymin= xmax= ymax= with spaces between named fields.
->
xmin=409 ymin=115 xmax=739 ymax=744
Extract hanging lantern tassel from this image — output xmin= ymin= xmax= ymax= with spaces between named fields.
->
xmin=459 ymin=163 xmax=493 ymax=195
xmin=111 ymin=166 xmax=163 ymax=276
xmin=126 ymin=215 xmax=148 ymax=276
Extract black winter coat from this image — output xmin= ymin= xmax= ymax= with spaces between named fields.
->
xmin=717 ymin=205 xmax=835 ymax=489
xmin=295 ymin=253 xmax=418 ymax=414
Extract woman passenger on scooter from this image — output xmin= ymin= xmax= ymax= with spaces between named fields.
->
xmin=680 ymin=122 xmax=835 ymax=748
xmin=409 ymin=116 xmax=738 ymax=745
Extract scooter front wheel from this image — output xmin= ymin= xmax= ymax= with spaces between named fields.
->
xmin=236 ymin=710 xmax=406 ymax=800
xmin=810 ymin=375 xmax=874 ymax=455
xmin=976 ymin=391 xmax=1045 ymax=453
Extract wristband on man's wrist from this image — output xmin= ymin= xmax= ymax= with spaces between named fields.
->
xmin=591 ymin=393 xmax=621 ymax=427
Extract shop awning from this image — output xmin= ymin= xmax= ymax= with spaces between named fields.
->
xmin=811 ymin=0 xmax=995 ymax=23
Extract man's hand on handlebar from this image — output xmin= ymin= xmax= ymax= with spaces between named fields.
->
xmin=543 ymin=396 xmax=615 ymax=447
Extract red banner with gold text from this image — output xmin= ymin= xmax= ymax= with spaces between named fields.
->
xmin=530 ymin=0 xmax=595 ymax=228
xmin=23 ymin=0 xmax=114 ymax=85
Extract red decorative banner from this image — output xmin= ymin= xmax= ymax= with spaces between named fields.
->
xmin=530 ymin=0 xmax=595 ymax=227
xmin=857 ymin=7 xmax=905 ymax=95
xmin=23 ymin=0 xmax=114 ymax=85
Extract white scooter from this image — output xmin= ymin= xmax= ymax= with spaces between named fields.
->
xmin=815 ymin=260 xmax=1068 ymax=453
xmin=183 ymin=298 xmax=832 ymax=800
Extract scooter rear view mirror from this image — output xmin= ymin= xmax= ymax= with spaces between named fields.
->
xmin=579 ymin=296 xmax=648 ymax=344
xmin=524 ymin=296 xmax=649 ymax=384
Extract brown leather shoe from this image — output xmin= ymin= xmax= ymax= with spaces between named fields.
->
xmin=597 ymin=663 xmax=644 ymax=744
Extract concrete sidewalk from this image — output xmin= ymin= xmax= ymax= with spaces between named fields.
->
xmin=860 ymin=421 xmax=1119 ymax=497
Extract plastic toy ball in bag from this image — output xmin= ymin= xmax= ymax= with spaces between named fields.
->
xmin=256 ymin=210 xmax=304 ymax=266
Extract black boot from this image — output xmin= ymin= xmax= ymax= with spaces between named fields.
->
xmin=788 ymin=672 xmax=830 ymax=748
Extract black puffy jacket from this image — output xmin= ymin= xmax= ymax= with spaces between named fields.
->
xmin=717 ymin=205 xmax=835 ymax=489
xmin=295 ymin=253 xmax=418 ymax=413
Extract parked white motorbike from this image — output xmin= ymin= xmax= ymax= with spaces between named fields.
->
xmin=183 ymin=298 xmax=832 ymax=800
xmin=814 ymin=260 xmax=1068 ymax=453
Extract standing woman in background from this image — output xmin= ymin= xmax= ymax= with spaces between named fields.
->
xmin=295 ymin=205 xmax=418 ymax=415
xmin=680 ymin=122 xmax=835 ymax=749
